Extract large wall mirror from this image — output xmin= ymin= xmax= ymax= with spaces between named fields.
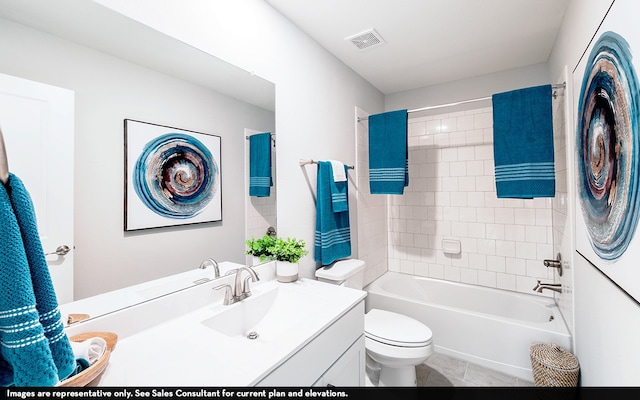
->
xmin=0 ymin=0 xmax=276 ymax=322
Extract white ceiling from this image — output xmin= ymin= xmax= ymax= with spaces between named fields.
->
xmin=0 ymin=0 xmax=275 ymax=111
xmin=265 ymin=0 xmax=571 ymax=95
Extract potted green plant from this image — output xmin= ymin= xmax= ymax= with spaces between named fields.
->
xmin=268 ymin=237 xmax=309 ymax=282
xmin=245 ymin=234 xmax=276 ymax=264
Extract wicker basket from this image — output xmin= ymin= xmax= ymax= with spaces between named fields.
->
xmin=530 ymin=343 xmax=580 ymax=387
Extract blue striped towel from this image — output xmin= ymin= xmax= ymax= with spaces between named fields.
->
xmin=328 ymin=161 xmax=348 ymax=213
xmin=314 ymin=162 xmax=351 ymax=266
xmin=492 ymin=85 xmax=555 ymax=198
xmin=0 ymin=174 xmax=76 ymax=386
xmin=249 ymin=133 xmax=273 ymax=197
xmin=368 ymin=110 xmax=409 ymax=194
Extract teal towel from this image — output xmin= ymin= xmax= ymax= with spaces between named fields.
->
xmin=249 ymin=133 xmax=272 ymax=197
xmin=329 ymin=164 xmax=349 ymax=213
xmin=0 ymin=174 xmax=76 ymax=386
xmin=492 ymin=85 xmax=555 ymax=198
xmin=368 ymin=110 xmax=409 ymax=194
xmin=314 ymin=162 xmax=351 ymax=266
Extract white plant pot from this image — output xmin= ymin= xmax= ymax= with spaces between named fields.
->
xmin=251 ymin=255 xmax=273 ymax=266
xmin=276 ymin=261 xmax=298 ymax=283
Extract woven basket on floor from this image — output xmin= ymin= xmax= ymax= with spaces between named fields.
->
xmin=530 ymin=343 xmax=579 ymax=387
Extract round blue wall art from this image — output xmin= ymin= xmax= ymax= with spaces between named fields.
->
xmin=577 ymin=30 xmax=640 ymax=261
xmin=133 ymin=133 xmax=218 ymax=219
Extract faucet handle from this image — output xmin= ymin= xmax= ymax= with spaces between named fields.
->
xmin=224 ymin=269 xmax=238 ymax=276
xmin=214 ymin=284 xmax=234 ymax=305
xmin=543 ymin=253 xmax=563 ymax=276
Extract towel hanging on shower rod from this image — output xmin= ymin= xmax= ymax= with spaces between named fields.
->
xmin=357 ymin=82 xmax=566 ymax=123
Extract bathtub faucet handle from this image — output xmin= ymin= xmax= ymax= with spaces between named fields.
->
xmin=543 ymin=253 xmax=563 ymax=276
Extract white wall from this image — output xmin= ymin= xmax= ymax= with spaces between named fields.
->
xmin=95 ymin=0 xmax=385 ymax=279
xmin=386 ymin=63 xmax=550 ymax=112
xmin=0 ymin=18 xmax=275 ymax=299
xmin=548 ymin=0 xmax=640 ymax=386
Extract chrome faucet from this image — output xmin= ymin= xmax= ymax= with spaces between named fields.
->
xmin=234 ymin=266 xmax=260 ymax=301
xmin=214 ymin=266 xmax=260 ymax=305
xmin=199 ymin=258 xmax=220 ymax=278
xmin=533 ymin=280 xmax=562 ymax=293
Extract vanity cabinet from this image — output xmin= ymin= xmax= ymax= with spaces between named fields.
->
xmin=255 ymin=301 xmax=365 ymax=386
xmin=313 ymin=335 xmax=365 ymax=387
xmin=64 ymin=272 xmax=367 ymax=386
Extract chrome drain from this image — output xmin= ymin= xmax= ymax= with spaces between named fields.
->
xmin=247 ymin=331 xmax=259 ymax=340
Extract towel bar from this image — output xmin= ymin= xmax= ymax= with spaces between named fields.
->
xmin=298 ymin=159 xmax=354 ymax=169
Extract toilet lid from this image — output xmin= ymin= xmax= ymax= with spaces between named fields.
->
xmin=365 ymin=309 xmax=433 ymax=347
xmin=315 ymin=259 xmax=365 ymax=281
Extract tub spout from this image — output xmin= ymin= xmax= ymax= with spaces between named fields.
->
xmin=533 ymin=280 xmax=562 ymax=293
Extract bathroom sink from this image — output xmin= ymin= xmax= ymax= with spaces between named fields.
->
xmin=201 ymin=284 xmax=306 ymax=341
xmin=64 ymin=273 xmax=368 ymax=386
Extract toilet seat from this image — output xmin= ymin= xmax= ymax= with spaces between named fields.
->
xmin=365 ymin=309 xmax=433 ymax=348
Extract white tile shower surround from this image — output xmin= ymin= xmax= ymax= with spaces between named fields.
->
xmin=247 ymin=195 xmax=276 ymax=240
xmin=388 ymin=107 xmax=556 ymax=296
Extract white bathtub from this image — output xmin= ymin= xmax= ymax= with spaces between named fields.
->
xmin=363 ymin=271 xmax=572 ymax=381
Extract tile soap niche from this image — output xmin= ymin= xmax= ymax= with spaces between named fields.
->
xmin=442 ymin=239 xmax=461 ymax=255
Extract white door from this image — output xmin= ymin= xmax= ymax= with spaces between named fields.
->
xmin=0 ymin=72 xmax=74 ymax=304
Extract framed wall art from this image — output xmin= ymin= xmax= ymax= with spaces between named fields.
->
xmin=124 ymin=119 xmax=221 ymax=231
xmin=574 ymin=0 xmax=640 ymax=303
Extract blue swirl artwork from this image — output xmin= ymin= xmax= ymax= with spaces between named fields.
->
xmin=133 ymin=133 xmax=219 ymax=219
xmin=576 ymin=31 xmax=640 ymax=261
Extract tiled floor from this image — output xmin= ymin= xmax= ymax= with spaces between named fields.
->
xmin=416 ymin=352 xmax=534 ymax=387
xmin=366 ymin=352 xmax=534 ymax=387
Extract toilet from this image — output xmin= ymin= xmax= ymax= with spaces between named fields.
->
xmin=315 ymin=259 xmax=434 ymax=386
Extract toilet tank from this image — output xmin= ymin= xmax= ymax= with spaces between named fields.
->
xmin=315 ymin=259 xmax=365 ymax=290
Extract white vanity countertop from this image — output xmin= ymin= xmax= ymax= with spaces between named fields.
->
xmin=64 ymin=269 xmax=366 ymax=387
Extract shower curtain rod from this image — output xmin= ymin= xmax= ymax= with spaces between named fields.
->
xmin=357 ymin=82 xmax=566 ymax=122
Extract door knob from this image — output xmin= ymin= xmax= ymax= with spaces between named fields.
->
xmin=46 ymin=245 xmax=71 ymax=256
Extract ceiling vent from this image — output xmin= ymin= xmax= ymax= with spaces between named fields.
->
xmin=345 ymin=29 xmax=385 ymax=51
